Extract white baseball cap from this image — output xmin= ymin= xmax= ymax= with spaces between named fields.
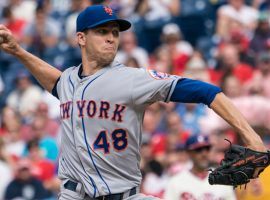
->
xmin=162 ymin=23 xmax=181 ymax=35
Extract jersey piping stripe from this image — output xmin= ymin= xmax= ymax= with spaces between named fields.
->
xmin=68 ymin=75 xmax=98 ymax=197
xmin=165 ymin=79 xmax=177 ymax=102
xmin=68 ymin=75 xmax=76 ymax=143
xmin=81 ymin=74 xmax=112 ymax=195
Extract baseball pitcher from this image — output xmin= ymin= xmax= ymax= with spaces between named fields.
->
xmin=0 ymin=4 xmax=268 ymax=200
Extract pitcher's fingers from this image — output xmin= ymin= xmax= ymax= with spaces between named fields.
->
xmin=0 ymin=30 xmax=11 ymax=39
xmin=0 ymin=24 xmax=9 ymax=31
xmin=0 ymin=25 xmax=11 ymax=35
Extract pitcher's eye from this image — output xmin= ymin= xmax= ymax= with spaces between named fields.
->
xmin=97 ymin=29 xmax=108 ymax=35
xmin=112 ymin=30 xmax=119 ymax=37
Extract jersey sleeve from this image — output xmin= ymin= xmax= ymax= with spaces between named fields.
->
xmin=131 ymin=69 xmax=180 ymax=105
xmin=170 ymin=78 xmax=222 ymax=107
xmin=51 ymin=77 xmax=60 ymax=99
xmin=52 ymin=67 xmax=76 ymax=100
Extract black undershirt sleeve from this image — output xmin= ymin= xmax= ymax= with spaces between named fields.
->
xmin=51 ymin=77 xmax=60 ymax=99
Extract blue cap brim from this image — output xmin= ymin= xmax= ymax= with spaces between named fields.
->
xmin=84 ymin=19 xmax=131 ymax=32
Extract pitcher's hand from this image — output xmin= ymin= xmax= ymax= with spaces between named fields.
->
xmin=0 ymin=24 xmax=22 ymax=55
xmin=246 ymin=138 xmax=267 ymax=152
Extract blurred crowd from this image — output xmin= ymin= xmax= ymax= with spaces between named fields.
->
xmin=0 ymin=0 xmax=270 ymax=199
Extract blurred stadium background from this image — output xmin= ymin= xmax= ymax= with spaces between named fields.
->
xmin=0 ymin=0 xmax=270 ymax=199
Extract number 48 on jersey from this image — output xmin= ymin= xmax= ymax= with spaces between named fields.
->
xmin=93 ymin=129 xmax=128 ymax=154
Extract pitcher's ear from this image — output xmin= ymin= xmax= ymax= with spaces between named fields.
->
xmin=76 ymin=32 xmax=86 ymax=46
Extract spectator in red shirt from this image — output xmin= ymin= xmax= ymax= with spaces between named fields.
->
xmin=159 ymin=23 xmax=193 ymax=75
xmin=26 ymin=138 xmax=55 ymax=182
xmin=2 ymin=5 xmax=27 ymax=42
xmin=26 ymin=138 xmax=60 ymax=195
xmin=33 ymin=102 xmax=60 ymax=138
xmin=246 ymin=52 xmax=270 ymax=98
xmin=216 ymin=43 xmax=254 ymax=84
xmin=4 ymin=158 xmax=53 ymax=200
xmin=0 ymin=106 xmax=27 ymax=160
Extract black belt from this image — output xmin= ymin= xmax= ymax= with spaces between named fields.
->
xmin=64 ymin=180 xmax=137 ymax=200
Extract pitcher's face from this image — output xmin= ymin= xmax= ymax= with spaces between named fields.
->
xmin=77 ymin=22 xmax=120 ymax=66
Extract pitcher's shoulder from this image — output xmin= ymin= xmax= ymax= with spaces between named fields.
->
xmin=114 ymin=64 xmax=146 ymax=74
xmin=62 ymin=65 xmax=79 ymax=73
xmin=60 ymin=65 xmax=79 ymax=78
xmin=116 ymin=64 xmax=147 ymax=73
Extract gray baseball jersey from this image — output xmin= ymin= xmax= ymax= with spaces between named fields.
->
xmin=55 ymin=61 xmax=180 ymax=198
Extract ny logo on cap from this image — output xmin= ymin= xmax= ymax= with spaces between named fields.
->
xmin=104 ymin=6 xmax=113 ymax=15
